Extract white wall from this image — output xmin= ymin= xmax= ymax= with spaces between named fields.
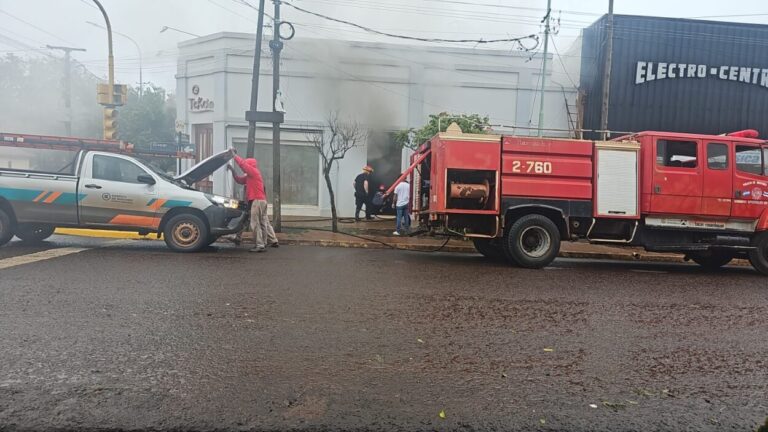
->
xmin=176 ymin=34 xmax=578 ymax=217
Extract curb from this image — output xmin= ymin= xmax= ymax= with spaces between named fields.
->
xmin=278 ymin=238 xmax=752 ymax=266
xmin=55 ymin=228 xmax=160 ymax=240
xmin=276 ymin=238 xmax=693 ymax=264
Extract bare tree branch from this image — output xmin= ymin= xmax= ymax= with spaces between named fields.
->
xmin=307 ymin=111 xmax=369 ymax=232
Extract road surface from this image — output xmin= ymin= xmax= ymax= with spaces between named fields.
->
xmin=0 ymin=236 xmax=766 ymax=431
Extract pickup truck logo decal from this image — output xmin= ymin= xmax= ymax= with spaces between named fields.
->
xmin=0 ymin=187 xmax=85 ymax=204
xmin=146 ymin=199 xmax=192 ymax=209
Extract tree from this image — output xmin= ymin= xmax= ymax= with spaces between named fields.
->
xmin=118 ymin=85 xmax=176 ymax=149
xmin=118 ymin=85 xmax=177 ymax=172
xmin=394 ymin=112 xmax=492 ymax=149
xmin=307 ymin=111 xmax=368 ymax=233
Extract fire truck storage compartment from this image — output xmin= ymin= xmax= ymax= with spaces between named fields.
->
xmin=445 ymin=169 xmax=496 ymax=210
xmin=594 ymin=141 xmax=640 ymax=218
xmin=501 ymin=136 xmax=594 ymax=200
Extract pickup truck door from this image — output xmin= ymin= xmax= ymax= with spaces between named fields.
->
xmin=78 ymin=153 xmax=160 ymax=229
xmin=731 ymin=144 xmax=768 ymax=220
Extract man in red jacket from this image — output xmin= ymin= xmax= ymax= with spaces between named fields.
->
xmin=228 ymin=149 xmax=278 ymax=252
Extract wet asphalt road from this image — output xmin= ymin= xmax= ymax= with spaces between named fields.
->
xmin=0 ymin=235 xmax=766 ymax=432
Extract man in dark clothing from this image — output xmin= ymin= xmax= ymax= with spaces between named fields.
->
xmin=371 ymin=184 xmax=387 ymax=216
xmin=354 ymin=165 xmax=374 ymax=221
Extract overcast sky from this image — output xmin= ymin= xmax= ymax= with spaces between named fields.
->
xmin=1 ymin=0 xmax=766 ymax=90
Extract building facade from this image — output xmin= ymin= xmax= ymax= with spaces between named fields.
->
xmin=176 ymin=33 xmax=576 ymax=216
xmin=580 ymin=15 xmax=768 ymax=139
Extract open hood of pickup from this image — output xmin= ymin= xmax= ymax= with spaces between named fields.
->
xmin=174 ymin=149 xmax=233 ymax=185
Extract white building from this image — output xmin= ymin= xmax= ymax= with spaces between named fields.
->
xmin=175 ymin=33 xmax=576 ymax=217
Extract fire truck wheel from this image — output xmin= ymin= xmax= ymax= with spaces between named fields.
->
xmin=0 ymin=208 xmax=13 ymax=247
xmin=748 ymin=232 xmax=768 ymax=276
xmin=689 ymin=251 xmax=732 ymax=270
xmin=472 ymin=238 xmax=506 ymax=262
xmin=14 ymin=224 xmax=55 ymax=243
xmin=504 ymin=214 xmax=561 ymax=269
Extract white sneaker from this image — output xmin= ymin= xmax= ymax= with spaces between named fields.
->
xmin=392 ymin=231 xmax=400 ymax=236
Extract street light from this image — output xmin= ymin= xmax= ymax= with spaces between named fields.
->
xmin=86 ymin=20 xmax=143 ymax=98
xmin=159 ymin=26 xmax=200 ymax=38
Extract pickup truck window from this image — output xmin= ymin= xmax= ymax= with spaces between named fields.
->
xmin=735 ymin=145 xmax=763 ymax=176
xmin=657 ymin=139 xmax=698 ymax=168
xmin=92 ymin=155 xmax=149 ymax=184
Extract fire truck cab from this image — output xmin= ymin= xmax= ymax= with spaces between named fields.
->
xmin=398 ymin=124 xmax=768 ymax=275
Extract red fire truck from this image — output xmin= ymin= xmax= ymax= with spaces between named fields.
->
xmin=392 ymin=124 xmax=768 ymax=275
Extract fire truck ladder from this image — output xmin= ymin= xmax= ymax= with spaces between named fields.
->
xmin=0 ymin=132 xmax=196 ymax=159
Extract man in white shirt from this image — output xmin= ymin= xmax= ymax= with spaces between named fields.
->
xmin=392 ymin=179 xmax=411 ymax=235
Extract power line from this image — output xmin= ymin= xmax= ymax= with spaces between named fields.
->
xmin=550 ymin=37 xmax=577 ymax=89
xmin=293 ymin=0 xmax=595 ymax=27
xmin=0 ymin=9 xmax=74 ymax=46
xmin=229 ymin=0 xmax=275 ymax=20
xmin=282 ymin=1 xmax=539 ymax=49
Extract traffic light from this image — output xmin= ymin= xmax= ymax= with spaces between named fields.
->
xmin=97 ymin=83 xmax=112 ymax=105
xmin=112 ymin=84 xmax=127 ymax=106
xmin=103 ymin=108 xmax=118 ymax=140
xmin=97 ymin=83 xmax=127 ymax=106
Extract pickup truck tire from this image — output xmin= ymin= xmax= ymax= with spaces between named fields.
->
xmin=689 ymin=251 xmax=732 ymax=270
xmin=472 ymin=238 xmax=506 ymax=262
xmin=748 ymin=232 xmax=768 ymax=276
xmin=163 ymin=213 xmax=209 ymax=253
xmin=0 ymin=208 xmax=13 ymax=247
xmin=504 ymin=214 xmax=561 ymax=269
xmin=15 ymin=224 xmax=55 ymax=243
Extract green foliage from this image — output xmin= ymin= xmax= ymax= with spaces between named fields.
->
xmin=394 ymin=112 xmax=492 ymax=149
xmin=118 ymin=85 xmax=176 ymax=149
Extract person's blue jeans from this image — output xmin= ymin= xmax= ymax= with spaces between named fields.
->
xmin=396 ymin=205 xmax=411 ymax=232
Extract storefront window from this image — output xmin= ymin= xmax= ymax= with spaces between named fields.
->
xmin=233 ymin=141 xmax=319 ymax=206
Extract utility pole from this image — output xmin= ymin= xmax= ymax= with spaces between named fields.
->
xmin=244 ymin=0 xmax=287 ymax=232
xmin=599 ymin=0 xmax=615 ymax=140
xmin=46 ymin=45 xmax=86 ymax=136
xmin=245 ymin=0 xmax=267 ymax=159
xmin=270 ymin=0 xmax=284 ymax=232
xmin=92 ymin=0 xmax=124 ymax=140
xmin=537 ymin=0 xmax=552 ymax=137
xmin=87 ymin=21 xmax=142 ymax=98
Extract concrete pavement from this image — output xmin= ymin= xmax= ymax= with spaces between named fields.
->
xmin=0 ymin=235 xmax=766 ymax=431
xmin=55 ymin=217 xmax=738 ymax=265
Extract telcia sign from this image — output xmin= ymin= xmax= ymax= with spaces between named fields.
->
xmin=635 ymin=61 xmax=768 ymax=88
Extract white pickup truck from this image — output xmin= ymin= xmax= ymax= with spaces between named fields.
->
xmin=0 ymin=149 xmax=245 ymax=252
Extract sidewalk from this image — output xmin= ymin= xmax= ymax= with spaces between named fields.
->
xmin=273 ymin=217 xmax=691 ymax=264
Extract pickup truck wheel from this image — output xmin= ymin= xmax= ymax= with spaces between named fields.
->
xmin=504 ymin=214 xmax=561 ymax=269
xmin=14 ymin=224 xmax=55 ymax=243
xmin=689 ymin=251 xmax=732 ymax=270
xmin=472 ymin=238 xmax=506 ymax=262
xmin=163 ymin=214 xmax=209 ymax=253
xmin=748 ymin=232 xmax=768 ymax=276
xmin=0 ymin=209 xmax=13 ymax=247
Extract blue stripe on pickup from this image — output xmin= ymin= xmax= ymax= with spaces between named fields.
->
xmin=0 ymin=187 xmax=44 ymax=201
xmin=56 ymin=193 xmax=87 ymax=205
xmin=163 ymin=200 xmax=193 ymax=208
xmin=0 ymin=187 xmax=85 ymax=204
